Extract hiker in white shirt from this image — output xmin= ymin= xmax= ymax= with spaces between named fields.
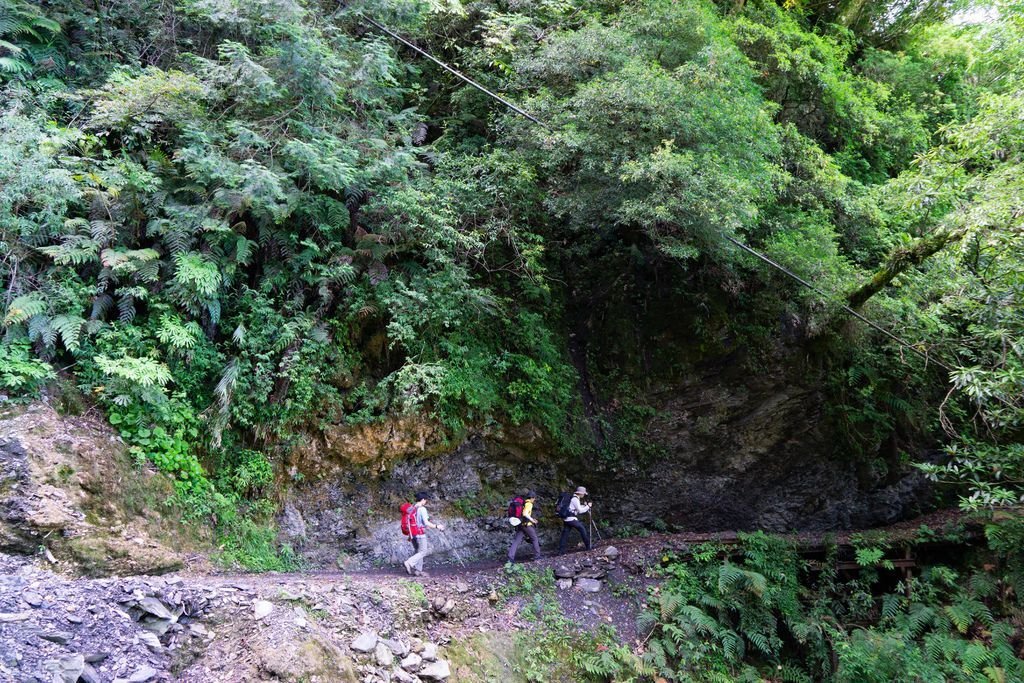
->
xmin=558 ymin=486 xmax=593 ymax=554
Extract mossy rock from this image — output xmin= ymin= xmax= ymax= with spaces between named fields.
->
xmin=445 ymin=632 xmax=527 ymax=683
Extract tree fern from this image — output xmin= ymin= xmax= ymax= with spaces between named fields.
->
xmin=0 ymin=1 xmax=62 ymax=79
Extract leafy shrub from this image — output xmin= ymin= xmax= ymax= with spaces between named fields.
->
xmin=0 ymin=341 xmax=54 ymax=396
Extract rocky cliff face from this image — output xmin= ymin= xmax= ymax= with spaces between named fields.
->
xmin=0 ymin=404 xmax=194 ymax=575
xmin=277 ymin=364 xmax=931 ymax=568
xmin=607 ymin=367 xmax=931 ymax=532
xmin=277 ymin=422 xmax=566 ymax=568
xmin=0 ymin=367 xmax=930 ymax=575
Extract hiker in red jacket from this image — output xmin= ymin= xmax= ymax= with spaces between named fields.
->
xmin=403 ymin=491 xmax=444 ymax=577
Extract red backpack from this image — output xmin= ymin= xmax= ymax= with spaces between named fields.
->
xmin=507 ymin=496 xmax=525 ymax=520
xmin=400 ymin=502 xmax=423 ymax=536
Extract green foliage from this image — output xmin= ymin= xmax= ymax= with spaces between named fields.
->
xmin=2 ymin=0 xmax=1024 ymax=589
xmin=495 ymin=563 xmax=635 ymax=682
xmin=0 ymin=0 xmax=63 ymax=80
xmin=633 ymin=528 xmax=1024 ymax=682
xmin=498 ymin=563 xmax=556 ymax=602
xmin=0 ymin=340 xmax=55 ymax=394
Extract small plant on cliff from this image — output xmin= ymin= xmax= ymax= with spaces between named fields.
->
xmin=498 ymin=563 xmax=556 ymax=602
xmin=0 ymin=341 xmax=54 ymax=396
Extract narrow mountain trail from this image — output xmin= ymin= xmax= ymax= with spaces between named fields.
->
xmin=1 ymin=509 xmax=972 ymax=682
xmin=204 ymin=506 xmax=971 ymax=584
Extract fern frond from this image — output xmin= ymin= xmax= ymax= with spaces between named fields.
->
xmin=94 ymin=355 xmax=171 ymax=387
xmin=90 ymin=294 xmax=114 ymax=320
xmin=51 ymin=314 xmax=85 ymax=351
xmin=721 ymin=630 xmax=744 ymax=662
xmin=5 ymin=293 xmax=47 ymax=325
xmin=117 ymin=294 xmax=136 ymax=323
xmin=747 ymin=630 xmax=773 ymax=657
xmin=660 ymin=592 xmax=682 ymax=622
xmin=27 ymin=314 xmax=54 ymax=347
xmin=38 ymin=235 xmax=99 ymax=265
xmin=157 ymin=314 xmax=202 ymax=350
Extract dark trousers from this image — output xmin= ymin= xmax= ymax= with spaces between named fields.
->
xmin=508 ymin=525 xmax=541 ymax=562
xmin=558 ymin=519 xmax=591 ymax=554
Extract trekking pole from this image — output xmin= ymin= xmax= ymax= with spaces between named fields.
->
xmin=589 ymin=510 xmax=603 ymax=542
xmin=440 ymin=529 xmax=468 ymax=568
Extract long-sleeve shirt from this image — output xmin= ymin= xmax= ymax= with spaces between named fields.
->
xmin=565 ymin=495 xmax=590 ymax=522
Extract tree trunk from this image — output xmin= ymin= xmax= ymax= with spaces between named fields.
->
xmin=837 ymin=0 xmax=872 ymax=29
xmin=847 ymin=226 xmax=968 ymax=308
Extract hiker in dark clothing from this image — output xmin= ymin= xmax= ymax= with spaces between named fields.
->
xmin=558 ymin=486 xmax=592 ymax=554
xmin=507 ymin=490 xmax=541 ymax=563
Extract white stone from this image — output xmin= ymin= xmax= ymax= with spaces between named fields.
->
xmin=253 ymin=600 xmax=274 ymax=620
xmin=393 ymin=669 xmax=416 ymax=683
xmin=351 ymin=631 xmax=378 ymax=654
xmin=399 ymin=653 xmax=422 ymax=672
xmin=375 ymin=642 xmax=394 ymax=667
xmin=138 ymin=632 xmax=163 ymax=651
xmin=418 ymin=659 xmax=451 ymax=680
xmin=127 ymin=666 xmax=157 ymax=683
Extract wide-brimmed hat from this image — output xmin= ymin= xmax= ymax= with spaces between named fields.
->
xmin=574 ymin=486 xmax=588 ymax=496
xmin=414 ymin=491 xmax=431 ymax=501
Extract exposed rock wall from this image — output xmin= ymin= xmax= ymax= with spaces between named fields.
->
xmin=0 ymin=404 xmax=195 ymax=575
xmin=607 ymin=369 xmax=931 ymax=532
xmin=278 ymin=366 xmax=931 ymax=568
xmin=278 ymin=428 xmax=567 ymax=568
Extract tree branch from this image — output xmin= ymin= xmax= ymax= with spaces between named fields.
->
xmin=847 ymin=225 xmax=968 ymax=309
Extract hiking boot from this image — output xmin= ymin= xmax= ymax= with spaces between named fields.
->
xmin=402 ymin=560 xmax=414 ymax=575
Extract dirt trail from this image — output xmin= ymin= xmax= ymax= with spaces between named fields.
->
xmin=203 ymin=507 xmax=971 ymax=585
xmin=1 ymin=510 xmax=971 ymax=682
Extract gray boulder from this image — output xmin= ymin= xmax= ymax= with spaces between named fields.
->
xmin=351 ymin=631 xmax=378 ymax=654
xmin=418 ymin=659 xmax=451 ymax=680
